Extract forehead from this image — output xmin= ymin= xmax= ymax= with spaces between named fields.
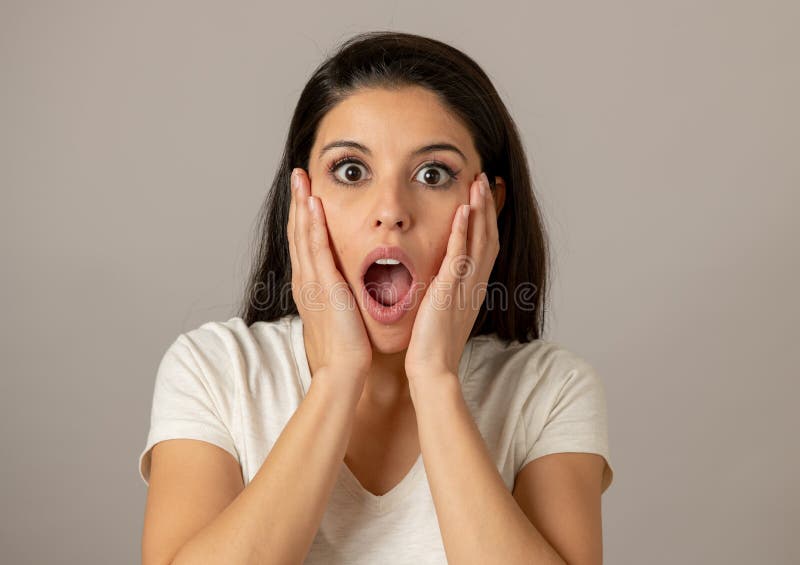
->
xmin=312 ymin=86 xmax=477 ymax=161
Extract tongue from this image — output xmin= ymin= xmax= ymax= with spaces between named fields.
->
xmin=364 ymin=264 xmax=412 ymax=306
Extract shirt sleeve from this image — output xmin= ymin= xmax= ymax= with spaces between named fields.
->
xmin=519 ymin=353 xmax=614 ymax=493
xmin=137 ymin=332 xmax=239 ymax=487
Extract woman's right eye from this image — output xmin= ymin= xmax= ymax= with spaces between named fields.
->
xmin=330 ymin=160 xmax=368 ymax=185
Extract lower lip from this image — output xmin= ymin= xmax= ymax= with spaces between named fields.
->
xmin=360 ymin=278 xmax=416 ymax=324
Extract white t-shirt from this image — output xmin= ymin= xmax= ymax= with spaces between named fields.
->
xmin=138 ymin=314 xmax=614 ymax=564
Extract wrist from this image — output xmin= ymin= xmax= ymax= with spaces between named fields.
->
xmin=310 ymin=365 xmax=367 ymax=398
xmin=408 ymin=370 xmax=460 ymax=404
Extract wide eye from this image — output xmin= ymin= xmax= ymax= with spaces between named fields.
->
xmin=414 ymin=164 xmax=455 ymax=188
xmin=331 ymin=160 xmax=368 ymax=184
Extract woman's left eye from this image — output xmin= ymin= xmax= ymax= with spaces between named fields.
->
xmin=414 ymin=164 xmax=458 ymax=188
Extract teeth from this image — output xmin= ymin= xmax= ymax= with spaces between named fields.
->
xmin=375 ymin=258 xmax=401 ymax=265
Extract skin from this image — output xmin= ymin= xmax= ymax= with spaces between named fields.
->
xmin=304 ymin=85 xmax=505 ymax=408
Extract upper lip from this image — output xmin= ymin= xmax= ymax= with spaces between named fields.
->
xmin=360 ymin=245 xmax=417 ymax=284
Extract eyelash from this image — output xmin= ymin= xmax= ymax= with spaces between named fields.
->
xmin=326 ymin=154 xmax=461 ymax=189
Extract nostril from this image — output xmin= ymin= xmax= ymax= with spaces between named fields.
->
xmin=374 ymin=217 xmax=406 ymax=228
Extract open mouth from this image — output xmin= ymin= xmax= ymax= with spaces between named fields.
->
xmin=358 ymin=246 xmax=418 ymax=323
xmin=363 ymin=259 xmax=413 ymax=307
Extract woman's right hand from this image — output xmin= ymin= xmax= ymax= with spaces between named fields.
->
xmin=287 ymin=167 xmax=373 ymax=382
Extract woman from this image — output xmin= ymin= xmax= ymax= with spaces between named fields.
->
xmin=139 ymin=31 xmax=614 ymax=565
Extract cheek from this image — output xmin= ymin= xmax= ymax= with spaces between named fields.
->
xmin=421 ymin=221 xmax=457 ymax=277
xmin=327 ymin=230 xmax=346 ymax=267
xmin=318 ymin=199 xmax=354 ymax=272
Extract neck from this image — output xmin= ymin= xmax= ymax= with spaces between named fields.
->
xmin=362 ymin=347 xmax=409 ymax=407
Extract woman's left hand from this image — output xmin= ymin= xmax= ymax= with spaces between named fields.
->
xmin=405 ymin=172 xmax=500 ymax=383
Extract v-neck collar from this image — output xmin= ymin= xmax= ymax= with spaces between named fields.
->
xmin=339 ymin=452 xmax=425 ymax=513
xmin=288 ymin=314 xmax=476 ymax=513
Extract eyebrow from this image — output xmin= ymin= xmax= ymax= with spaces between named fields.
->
xmin=319 ymin=140 xmax=468 ymax=162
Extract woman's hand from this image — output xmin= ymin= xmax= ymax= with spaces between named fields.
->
xmin=287 ymin=168 xmax=373 ymax=381
xmin=405 ymin=172 xmax=500 ymax=382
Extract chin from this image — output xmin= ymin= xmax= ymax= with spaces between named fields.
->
xmin=361 ymin=308 xmax=416 ymax=355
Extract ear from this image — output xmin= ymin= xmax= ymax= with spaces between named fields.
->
xmin=492 ymin=176 xmax=506 ymax=216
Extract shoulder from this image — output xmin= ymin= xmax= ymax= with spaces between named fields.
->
xmin=465 ymin=334 xmax=598 ymax=397
xmin=463 ymin=335 xmax=609 ymax=435
xmin=464 ymin=335 xmax=613 ymax=491
xmin=173 ymin=314 xmax=296 ymax=368
xmin=152 ymin=315 xmax=297 ymax=401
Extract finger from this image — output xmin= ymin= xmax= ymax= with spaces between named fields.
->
xmin=482 ymin=172 xmax=500 ymax=250
xmin=294 ymin=169 xmax=317 ymax=282
xmin=468 ymin=175 xmax=487 ymax=261
xmin=306 ymin=194 xmax=340 ymax=287
xmin=438 ymin=203 xmax=471 ymax=286
xmin=288 ymin=169 xmax=299 ymax=276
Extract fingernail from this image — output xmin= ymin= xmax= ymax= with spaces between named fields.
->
xmin=308 ymin=196 xmax=316 ymax=212
xmin=290 ymin=170 xmax=298 ymax=191
xmin=461 ymin=204 xmax=470 ymax=219
xmin=479 ymin=181 xmax=487 ymax=198
xmin=480 ymin=172 xmax=490 ymax=189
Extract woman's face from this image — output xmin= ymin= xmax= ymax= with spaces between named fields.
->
xmin=306 ymin=86 xmax=485 ymax=354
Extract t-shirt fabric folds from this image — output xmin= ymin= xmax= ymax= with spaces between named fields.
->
xmin=138 ymin=314 xmax=614 ymax=564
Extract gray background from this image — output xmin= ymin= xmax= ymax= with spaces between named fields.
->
xmin=2 ymin=1 xmax=798 ymax=563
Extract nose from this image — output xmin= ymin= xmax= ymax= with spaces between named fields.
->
xmin=371 ymin=185 xmax=411 ymax=232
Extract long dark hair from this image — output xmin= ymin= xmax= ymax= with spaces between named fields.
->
xmin=237 ymin=31 xmax=550 ymax=343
